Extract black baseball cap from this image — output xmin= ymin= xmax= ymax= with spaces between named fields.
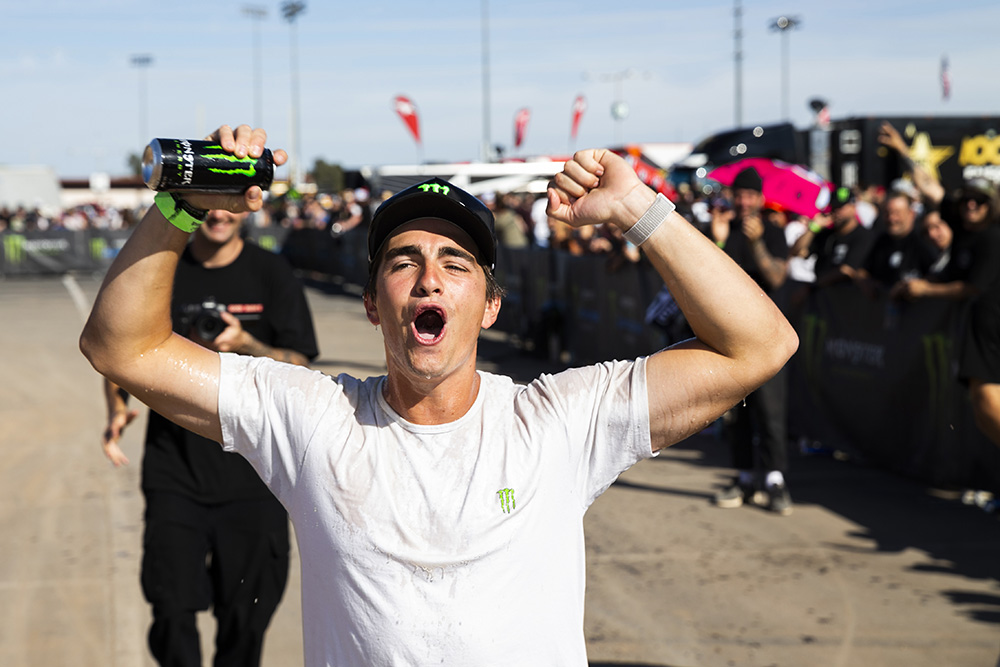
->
xmin=828 ymin=185 xmax=855 ymax=210
xmin=368 ymin=177 xmax=497 ymax=270
xmin=731 ymin=167 xmax=763 ymax=193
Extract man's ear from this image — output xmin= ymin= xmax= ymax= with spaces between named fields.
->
xmin=481 ymin=296 xmax=501 ymax=330
xmin=363 ymin=293 xmax=380 ymax=326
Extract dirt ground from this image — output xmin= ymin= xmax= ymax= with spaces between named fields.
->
xmin=1 ymin=275 xmax=998 ymax=666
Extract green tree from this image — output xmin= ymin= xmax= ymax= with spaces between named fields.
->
xmin=311 ymin=159 xmax=344 ymax=193
xmin=127 ymin=152 xmax=143 ymax=178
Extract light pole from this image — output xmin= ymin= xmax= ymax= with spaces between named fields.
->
xmin=733 ymin=0 xmax=743 ymax=127
xmin=769 ymin=15 xmax=801 ymax=122
xmin=242 ymin=5 xmax=267 ymax=129
xmin=584 ymin=68 xmax=647 ymax=146
xmin=481 ymin=0 xmax=491 ymax=162
xmin=282 ymin=1 xmax=306 ymax=187
xmin=130 ymin=54 xmax=153 ymax=148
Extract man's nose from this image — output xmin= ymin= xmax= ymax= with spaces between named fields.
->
xmin=415 ymin=264 xmax=443 ymax=294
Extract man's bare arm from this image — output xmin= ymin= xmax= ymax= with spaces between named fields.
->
xmin=80 ymin=125 xmax=285 ymax=443
xmin=101 ymin=379 xmax=138 ymax=466
xmin=749 ymin=237 xmax=789 ymax=290
xmin=548 ymin=150 xmax=798 ymax=452
xmin=879 ymin=121 xmax=946 ymax=204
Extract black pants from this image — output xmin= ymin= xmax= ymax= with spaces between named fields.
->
xmin=141 ymin=491 xmax=290 ymax=667
xmin=727 ymin=367 xmax=789 ymax=476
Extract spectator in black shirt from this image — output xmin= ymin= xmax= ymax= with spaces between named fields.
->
xmin=863 ymin=191 xmax=938 ymax=289
xmin=791 ymin=186 xmax=874 ymax=289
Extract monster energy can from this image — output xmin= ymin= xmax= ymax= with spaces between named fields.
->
xmin=142 ymin=138 xmax=274 ymax=193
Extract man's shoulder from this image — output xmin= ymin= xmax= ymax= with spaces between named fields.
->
xmin=498 ymin=359 xmax=641 ymax=398
xmin=225 ymin=353 xmax=377 ymax=399
xmin=240 ymin=239 xmax=291 ymax=266
xmin=842 ymin=224 xmax=873 ymax=243
xmin=235 ymin=241 xmax=301 ymax=285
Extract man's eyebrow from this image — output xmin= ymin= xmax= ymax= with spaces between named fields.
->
xmin=439 ymin=246 xmax=477 ymax=263
xmin=384 ymin=244 xmax=478 ymax=264
xmin=384 ymin=245 xmax=421 ymax=261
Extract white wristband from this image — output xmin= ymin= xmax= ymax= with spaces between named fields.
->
xmin=624 ymin=193 xmax=675 ymax=246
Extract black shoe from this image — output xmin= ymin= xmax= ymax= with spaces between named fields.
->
xmin=714 ymin=479 xmax=754 ymax=509
xmin=765 ymin=483 xmax=793 ymax=515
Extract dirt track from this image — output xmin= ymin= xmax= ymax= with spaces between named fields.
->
xmin=1 ymin=275 xmax=998 ymax=666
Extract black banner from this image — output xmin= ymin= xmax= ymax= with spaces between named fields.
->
xmin=0 ymin=230 xmax=134 ymax=276
xmin=795 ymin=284 xmax=1000 ymax=490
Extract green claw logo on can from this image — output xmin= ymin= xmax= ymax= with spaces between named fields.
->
xmin=142 ymin=138 xmax=275 ymax=193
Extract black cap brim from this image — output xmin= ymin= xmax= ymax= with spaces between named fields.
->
xmin=368 ymin=178 xmax=497 ymax=270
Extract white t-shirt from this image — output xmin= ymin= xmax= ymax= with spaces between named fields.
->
xmin=219 ymin=354 xmax=654 ymax=666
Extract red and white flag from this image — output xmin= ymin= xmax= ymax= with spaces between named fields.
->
xmin=940 ymin=55 xmax=951 ymax=101
xmin=393 ymin=95 xmax=421 ymax=144
xmin=514 ymin=108 xmax=531 ymax=149
xmin=570 ymin=94 xmax=587 ymax=141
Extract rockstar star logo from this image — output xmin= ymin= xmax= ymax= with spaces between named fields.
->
xmin=905 ymin=124 xmax=955 ymax=182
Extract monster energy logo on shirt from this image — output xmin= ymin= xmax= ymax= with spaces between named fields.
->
xmin=497 ymin=488 xmax=516 ymax=514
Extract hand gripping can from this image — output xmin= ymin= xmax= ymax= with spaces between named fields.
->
xmin=142 ymin=138 xmax=274 ymax=193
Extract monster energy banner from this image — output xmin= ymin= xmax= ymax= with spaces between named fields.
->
xmin=794 ymin=284 xmax=1000 ymax=490
xmin=2 ymin=231 xmax=92 ymax=275
xmin=0 ymin=228 xmax=292 ymax=277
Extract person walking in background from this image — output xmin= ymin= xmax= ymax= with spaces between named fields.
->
xmin=708 ymin=167 xmax=795 ymax=515
xmin=100 ymin=205 xmax=318 ymax=667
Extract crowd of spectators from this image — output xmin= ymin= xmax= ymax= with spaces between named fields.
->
xmin=4 ymin=145 xmax=998 ymax=503
xmin=0 ymin=203 xmax=139 ymax=233
xmin=6 ymin=148 xmax=997 ymax=333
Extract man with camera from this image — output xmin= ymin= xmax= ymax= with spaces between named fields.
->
xmin=100 ymin=206 xmax=318 ymax=666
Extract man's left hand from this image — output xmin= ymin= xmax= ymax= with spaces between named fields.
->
xmin=547 ymin=149 xmax=653 ymax=232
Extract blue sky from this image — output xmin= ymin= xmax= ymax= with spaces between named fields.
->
xmin=2 ymin=0 xmax=998 ymax=178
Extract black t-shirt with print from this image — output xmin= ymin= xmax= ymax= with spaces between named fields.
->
xmin=142 ymin=241 xmax=319 ymax=503
xmin=810 ymin=224 xmax=875 ymax=279
xmin=722 ymin=217 xmax=789 ymax=295
xmin=864 ymin=228 xmax=938 ymax=286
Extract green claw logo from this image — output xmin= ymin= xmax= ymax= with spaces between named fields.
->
xmin=3 ymin=234 xmax=25 ymax=263
xmin=203 ymin=144 xmax=259 ymax=178
xmin=90 ymin=237 xmax=108 ymax=261
xmin=922 ymin=333 xmax=953 ymax=429
xmin=418 ymin=183 xmax=450 ymax=196
xmin=497 ymin=488 xmax=516 ymax=514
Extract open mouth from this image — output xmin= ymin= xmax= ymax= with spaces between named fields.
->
xmin=412 ymin=303 xmax=447 ymax=345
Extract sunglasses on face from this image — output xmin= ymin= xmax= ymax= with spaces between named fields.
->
xmin=963 ymin=196 xmax=989 ymax=207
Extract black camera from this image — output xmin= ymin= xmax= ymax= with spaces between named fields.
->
xmin=179 ymin=299 xmax=228 ymax=342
